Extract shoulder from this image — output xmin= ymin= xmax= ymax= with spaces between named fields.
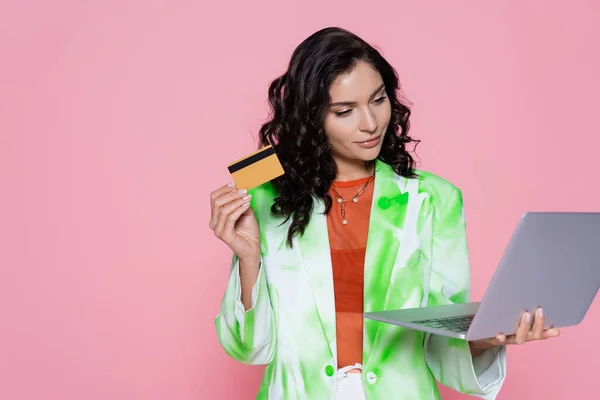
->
xmin=376 ymin=160 xmax=461 ymax=202
xmin=409 ymin=170 xmax=465 ymax=227
xmin=412 ymin=169 xmax=462 ymax=200
xmin=387 ymin=166 xmax=464 ymax=213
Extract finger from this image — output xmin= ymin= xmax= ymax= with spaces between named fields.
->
xmin=214 ymin=196 xmax=247 ymax=238
xmin=214 ymin=190 xmax=250 ymax=226
xmin=214 ymin=189 xmax=249 ymax=213
xmin=214 ymin=195 xmax=251 ymax=240
xmin=210 ymin=182 xmax=236 ymax=206
xmin=220 ymin=198 xmax=253 ymax=243
xmin=514 ymin=312 xmax=532 ymax=344
xmin=209 ymin=182 xmax=236 ymax=228
xmin=496 ymin=334 xmax=507 ymax=345
xmin=529 ymin=308 xmax=545 ymax=340
xmin=209 ymin=188 xmax=247 ymax=229
xmin=542 ymin=328 xmax=561 ymax=339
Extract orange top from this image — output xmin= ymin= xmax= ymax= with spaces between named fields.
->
xmin=326 ymin=176 xmax=374 ymax=368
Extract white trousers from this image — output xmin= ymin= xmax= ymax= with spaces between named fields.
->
xmin=334 ymin=363 xmax=367 ymax=400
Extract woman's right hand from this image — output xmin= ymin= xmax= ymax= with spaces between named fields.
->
xmin=209 ymin=183 xmax=260 ymax=262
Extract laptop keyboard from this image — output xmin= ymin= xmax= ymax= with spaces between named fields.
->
xmin=412 ymin=314 xmax=475 ymax=333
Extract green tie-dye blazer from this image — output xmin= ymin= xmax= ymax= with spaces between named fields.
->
xmin=215 ymin=160 xmax=506 ymax=399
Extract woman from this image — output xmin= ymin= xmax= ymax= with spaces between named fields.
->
xmin=210 ymin=27 xmax=559 ymax=399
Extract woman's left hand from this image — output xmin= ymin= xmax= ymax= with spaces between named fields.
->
xmin=468 ymin=308 xmax=561 ymax=357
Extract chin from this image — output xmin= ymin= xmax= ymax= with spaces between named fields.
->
xmin=356 ymin=146 xmax=382 ymax=161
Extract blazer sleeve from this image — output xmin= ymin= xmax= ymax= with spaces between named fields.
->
xmin=423 ymin=187 xmax=507 ymax=399
xmin=214 ymin=254 xmax=276 ymax=365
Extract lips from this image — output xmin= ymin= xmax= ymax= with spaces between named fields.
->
xmin=356 ymin=135 xmax=381 ymax=149
xmin=358 ymin=137 xmax=379 ymax=144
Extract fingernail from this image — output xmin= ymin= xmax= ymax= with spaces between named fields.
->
xmin=537 ymin=308 xmax=543 ymax=318
xmin=524 ymin=313 xmax=531 ymax=323
xmin=227 ymin=181 xmax=235 ymax=187
xmin=242 ymin=195 xmax=252 ymax=201
xmin=237 ymin=189 xmax=247 ymax=196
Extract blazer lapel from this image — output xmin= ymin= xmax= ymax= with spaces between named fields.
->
xmin=295 ymin=198 xmax=336 ymax=359
xmin=295 ymin=160 xmax=424 ymax=364
xmin=363 ymin=160 xmax=416 ymax=365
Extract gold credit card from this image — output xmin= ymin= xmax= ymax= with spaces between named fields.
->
xmin=227 ymin=145 xmax=285 ymax=190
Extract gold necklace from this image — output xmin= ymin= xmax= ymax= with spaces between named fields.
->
xmin=330 ymin=175 xmax=375 ymax=225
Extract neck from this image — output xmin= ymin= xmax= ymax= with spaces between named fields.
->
xmin=334 ymin=157 xmax=375 ymax=182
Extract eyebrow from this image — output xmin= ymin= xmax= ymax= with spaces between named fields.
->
xmin=329 ymin=83 xmax=386 ymax=107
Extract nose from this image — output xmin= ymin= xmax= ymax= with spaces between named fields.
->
xmin=359 ymin=107 xmax=378 ymax=134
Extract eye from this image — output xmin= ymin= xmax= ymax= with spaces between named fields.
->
xmin=373 ymin=96 xmax=387 ymax=104
xmin=334 ymin=109 xmax=352 ymax=117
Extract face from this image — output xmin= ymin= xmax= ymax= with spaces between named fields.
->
xmin=323 ymin=60 xmax=391 ymax=165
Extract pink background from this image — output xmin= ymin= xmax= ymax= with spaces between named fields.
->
xmin=1 ymin=1 xmax=599 ymax=399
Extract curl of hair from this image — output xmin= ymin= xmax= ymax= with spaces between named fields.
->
xmin=259 ymin=27 xmax=420 ymax=247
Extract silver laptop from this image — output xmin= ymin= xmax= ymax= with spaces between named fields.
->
xmin=363 ymin=212 xmax=600 ymax=341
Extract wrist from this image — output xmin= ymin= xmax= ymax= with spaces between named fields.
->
xmin=238 ymin=254 xmax=261 ymax=312
xmin=469 ymin=340 xmax=495 ymax=357
xmin=239 ymin=254 xmax=260 ymax=268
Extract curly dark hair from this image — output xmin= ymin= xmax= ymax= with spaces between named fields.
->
xmin=258 ymin=27 xmax=419 ymax=247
